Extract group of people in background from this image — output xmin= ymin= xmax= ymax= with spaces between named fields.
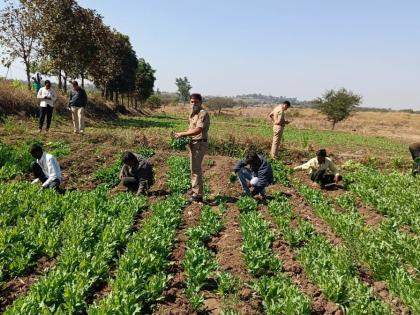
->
xmin=30 ymin=89 xmax=420 ymax=201
xmin=36 ymin=78 xmax=87 ymax=134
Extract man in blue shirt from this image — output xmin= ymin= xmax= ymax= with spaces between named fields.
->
xmin=68 ymin=81 xmax=88 ymax=134
xmin=233 ymin=152 xmax=273 ymax=198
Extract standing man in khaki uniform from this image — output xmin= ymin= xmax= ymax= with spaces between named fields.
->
xmin=268 ymin=101 xmax=291 ymax=159
xmin=175 ymin=93 xmax=210 ymax=202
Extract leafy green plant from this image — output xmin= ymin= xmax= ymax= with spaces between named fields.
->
xmin=167 ymin=156 xmax=190 ymax=193
xmin=228 ymin=173 xmax=237 ymax=183
xmin=236 ymin=195 xmax=257 ymax=213
xmin=169 ymin=136 xmax=191 ymax=150
xmin=216 ymin=271 xmax=240 ymax=296
xmin=239 ymin=211 xmax=280 ymax=276
xmin=254 ymin=275 xmax=311 ymax=315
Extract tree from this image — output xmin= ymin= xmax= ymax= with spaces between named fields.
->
xmin=175 ymin=76 xmax=191 ymax=105
xmin=314 ymin=88 xmax=362 ymax=129
xmin=0 ymin=0 xmax=41 ymax=90
xmin=135 ymin=58 xmax=156 ymax=107
xmin=21 ymin=0 xmax=80 ymax=91
xmin=105 ymin=32 xmax=138 ymax=105
xmin=146 ymin=94 xmax=162 ymax=110
xmin=205 ymin=97 xmax=237 ymax=114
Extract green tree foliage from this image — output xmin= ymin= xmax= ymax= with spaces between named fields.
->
xmin=145 ymin=94 xmax=162 ymax=110
xmin=0 ymin=0 xmax=41 ymax=90
xmin=205 ymin=97 xmax=237 ymax=114
xmin=105 ymin=32 xmax=138 ymax=99
xmin=314 ymin=88 xmax=362 ymax=129
xmin=175 ymin=76 xmax=192 ymax=105
xmin=135 ymin=58 xmax=156 ymax=107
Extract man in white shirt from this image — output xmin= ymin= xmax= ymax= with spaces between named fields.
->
xmin=37 ymin=80 xmax=57 ymax=132
xmin=294 ymin=149 xmax=342 ymax=188
xmin=30 ymin=144 xmax=62 ymax=192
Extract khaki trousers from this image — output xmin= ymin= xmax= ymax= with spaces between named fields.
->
xmin=270 ymin=125 xmax=284 ymax=159
xmin=71 ymin=106 xmax=85 ymax=133
xmin=189 ymin=141 xmax=208 ymax=196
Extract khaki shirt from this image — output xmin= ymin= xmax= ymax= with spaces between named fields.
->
xmin=269 ymin=105 xmax=286 ymax=126
xmin=294 ymin=157 xmax=340 ymax=176
xmin=189 ymin=109 xmax=210 ymax=140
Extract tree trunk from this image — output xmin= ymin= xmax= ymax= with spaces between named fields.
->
xmin=26 ymin=65 xmax=32 ymax=91
xmin=81 ymin=72 xmax=85 ymax=88
xmin=63 ymin=73 xmax=67 ymax=93
xmin=58 ymin=69 xmax=62 ymax=90
xmin=331 ymin=121 xmax=336 ymax=130
xmin=25 ymin=60 xmax=31 ymax=90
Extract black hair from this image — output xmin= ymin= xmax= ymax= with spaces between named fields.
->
xmin=72 ymin=80 xmax=79 ymax=86
xmin=283 ymin=100 xmax=291 ymax=107
xmin=190 ymin=93 xmax=202 ymax=102
xmin=29 ymin=143 xmax=43 ymax=153
xmin=245 ymin=151 xmax=260 ymax=165
xmin=122 ymin=151 xmax=136 ymax=164
xmin=45 ymin=80 xmax=51 ymax=85
xmin=316 ymin=149 xmax=327 ymax=157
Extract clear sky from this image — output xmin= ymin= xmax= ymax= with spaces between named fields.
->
xmin=2 ymin=0 xmax=420 ymax=109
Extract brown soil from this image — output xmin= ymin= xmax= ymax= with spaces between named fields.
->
xmin=287 ymin=188 xmax=344 ymax=246
xmin=0 ymin=256 xmax=55 ymax=312
xmin=258 ymin=206 xmax=342 ymax=315
xmin=208 ymin=203 xmax=264 ymax=315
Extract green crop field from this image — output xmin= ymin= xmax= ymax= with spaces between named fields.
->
xmin=0 ymin=113 xmax=419 ymax=315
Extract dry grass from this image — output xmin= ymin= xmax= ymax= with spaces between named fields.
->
xmin=228 ymin=107 xmax=420 ymax=144
xmin=0 ymin=80 xmax=119 ymax=121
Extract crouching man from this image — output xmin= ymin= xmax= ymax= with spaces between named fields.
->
xmin=409 ymin=142 xmax=420 ymax=175
xmin=294 ymin=149 xmax=342 ymax=188
xmin=119 ymin=151 xmax=154 ymax=195
xmin=233 ymin=152 xmax=273 ymax=198
xmin=29 ymin=144 xmax=62 ymax=193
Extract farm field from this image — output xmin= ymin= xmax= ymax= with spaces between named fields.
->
xmin=0 ymin=112 xmax=419 ymax=315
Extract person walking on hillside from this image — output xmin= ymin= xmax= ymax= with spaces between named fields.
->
xmin=175 ymin=93 xmax=210 ymax=203
xmin=68 ymin=81 xmax=88 ymax=134
xmin=294 ymin=149 xmax=342 ymax=188
xmin=29 ymin=143 xmax=62 ymax=193
xmin=119 ymin=151 xmax=154 ymax=195
xmin=37 ymin=80 xmax=57 ymax=132
xmin=409 ymin=142 xmax=420 ymax=175
xmin=233 ymin=152 xmax=273 ymax=198
xmin=268 ymin=101 xmax=291 ymax=159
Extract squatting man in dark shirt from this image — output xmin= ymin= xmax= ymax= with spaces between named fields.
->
xmin=233 ymin=152 xmax=274 ymax=198
xmin=119 ymin=151 xmax=154 ymax=195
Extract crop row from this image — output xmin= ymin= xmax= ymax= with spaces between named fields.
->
xmin=88 ymin=195 xmax=187 ymax=314
xmin=184 ymin=205 xmax=226 ymax=310
xmin=268 ymin=194 xmax=392 ymax=314
xmin=1 ymin=183 xmax=78 ymax=282
xmin=88 ymin=152 xmax=191 ymax=313
xmin=237 ymin=196 xmax=311 ymax=315
xmin=5 ymin=188 xmax=146 ymax=314
xmin=346 ymin=166 xmax=420 ymax=232
xmin=167 ymin=155 xmax=190 ymax=193
xmin=297 ymin=185 xmax=419 ymax=313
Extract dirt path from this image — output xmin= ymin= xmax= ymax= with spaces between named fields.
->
xmin=207 ymin=203 xmax=264 ymax=314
